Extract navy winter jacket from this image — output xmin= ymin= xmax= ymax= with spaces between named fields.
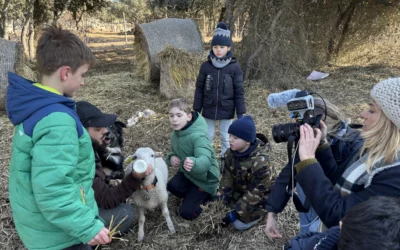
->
xmin=296 ymin=146 xmax=400 ymax=228
xmin=285 ymin=226 xmax=339 ymax=250
xmin=266 ymin=125 xmax=363 ymax=213
xmin=193 ymin=57 xmax=246 ymax=120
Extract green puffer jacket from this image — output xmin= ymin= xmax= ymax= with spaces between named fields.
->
xmin=6 ymin=73 xmax=104 ymax=250
xmin=166 ymin=113 xmax=220 ymax=195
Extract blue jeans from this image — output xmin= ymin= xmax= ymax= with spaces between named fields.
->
xmin=204 ymin=118 xmax=232 ymax=157
xmin=296 ymin=183 xmax=320 ymax=234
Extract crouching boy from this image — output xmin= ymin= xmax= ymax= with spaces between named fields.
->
xmin=217 ymin=116 xmax=273 ymax=231
xmin=166 ymin=98 xmax=220 ymax=220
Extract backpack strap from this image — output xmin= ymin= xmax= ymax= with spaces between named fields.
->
xmin=23 ymin=103 xmax=83 ymax=137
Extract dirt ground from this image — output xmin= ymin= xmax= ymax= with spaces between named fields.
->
xmin=0 ymin=32 xmax=399 ymax=250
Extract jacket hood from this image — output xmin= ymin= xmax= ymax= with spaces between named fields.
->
xmin=174 ymin=112 xmax=208 ymax=137
xmin=6 ymin=72 xmax=75 ymax=125
xmin=250 ymin=133 xmax=271 ymax=157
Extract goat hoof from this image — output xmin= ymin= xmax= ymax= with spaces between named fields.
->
xmin=137 ymin=233 xmax=144 ymax=242
xmin=168 ymin=224 xmax=176 ymax=234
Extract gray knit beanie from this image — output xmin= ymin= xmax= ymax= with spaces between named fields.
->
xmin=370 ymin=77 xmax=400 ymax=128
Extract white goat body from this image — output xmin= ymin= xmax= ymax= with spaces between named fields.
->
xmin=125 ymin=147 xmax=175 ymax=242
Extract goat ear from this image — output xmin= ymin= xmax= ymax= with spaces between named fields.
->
xmin=115 ymin=121 xmax=127 ymax=129
xmin=154 ymin=152 xmax=163 ymax=158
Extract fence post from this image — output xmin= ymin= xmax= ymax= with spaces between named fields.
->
xmin=123 ymin=12 xmax=128 ymax=44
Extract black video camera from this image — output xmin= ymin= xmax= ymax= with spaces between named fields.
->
xmin=272 ymin=90 xmax=323 ymax=143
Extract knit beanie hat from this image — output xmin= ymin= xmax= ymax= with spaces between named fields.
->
xmin=370 ymin=77 xmax=400 ymax=128
xmin=228 ymin=116 xmax=256 ymax=143
xmin=211 ymin=22 xmax=232 ymax=47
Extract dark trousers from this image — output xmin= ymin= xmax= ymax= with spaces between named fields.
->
xmin=99 ymin=203 xmax=135 ymax=235
xmin=64 ymin=243 xmax=92 ymax=250
xmin=167 ymin=171 xmax=211 ymax=220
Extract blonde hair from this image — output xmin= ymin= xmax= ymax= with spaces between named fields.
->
xmin=168 ymin=98 xmax=191 ymax=114
xmin=314 ymin=97 xmax=343 ymax=122
xmin=360 ymin=112 xmax=400 ymax=172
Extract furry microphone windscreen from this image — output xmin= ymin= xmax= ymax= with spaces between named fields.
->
xmin=267 ymin=89 xmax=301 ymax=109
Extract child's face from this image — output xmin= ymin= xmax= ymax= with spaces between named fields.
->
xmin=229 ymin=134 xmax=250 ymax=152
xmin=169 ymin=107 xmax=192 ymax=131
xmin=62 ymin=63 xmax=89 ymax=97
xmin=212 ymin=45 xmax=231 ymax=58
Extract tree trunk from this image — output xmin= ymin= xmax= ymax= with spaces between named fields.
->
xmin=28 ymin=21 xmax=35 ymax=59
xmin=21 ymin=0 xmax=35 ymax=58
xmin=244 ymin=8 xmax=283 ymax=80
xmin=21 ymin=21 xmax=30 ymax=57
xmin=327 ymin=0 xmax=362 ymax=61
xmin=0 ymin=0 xmax=11 ymax=38
xmin=224 ymin=0 xmax=247 ymax=36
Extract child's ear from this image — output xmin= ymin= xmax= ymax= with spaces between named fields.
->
xmin=187 ymin=112 xmax=192 ymax=121
xmin=227 ymin=46 xmax=231 ymax=51
xmin=339 ymin=221 xmax=342 ymax=230
xmin=60 ymin=66 xmax=71 ymax=81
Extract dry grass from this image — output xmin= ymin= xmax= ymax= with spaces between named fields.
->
xmin=156 ymin=46 xmax=207 ymax=99
xmin=1 ymin=33 xmax=400 ymax=250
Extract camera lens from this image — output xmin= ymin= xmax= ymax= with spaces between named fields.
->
xmin=272 ymin=123 xmax=299 ymax=143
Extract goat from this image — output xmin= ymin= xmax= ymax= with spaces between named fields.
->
xmin=125 ymin=147 xmax=176 ymax=242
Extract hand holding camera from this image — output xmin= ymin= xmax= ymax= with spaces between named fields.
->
xmin=298 ymin=123 xmax=322 ymax=161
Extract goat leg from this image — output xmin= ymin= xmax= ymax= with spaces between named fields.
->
xmin=137 ymin=207 xmax=146 ymax=242
xmin=160 ymin=202 xmax=175 ymax=234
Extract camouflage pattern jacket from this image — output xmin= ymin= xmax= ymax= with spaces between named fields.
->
xmin=217 ymin=134 xmax=273 ymax=223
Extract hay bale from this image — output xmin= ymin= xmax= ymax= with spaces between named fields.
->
xmin=157 ymin=46 xmax=207 ymax=99
xmin=134 ymin=18 xmax=204 ymax=82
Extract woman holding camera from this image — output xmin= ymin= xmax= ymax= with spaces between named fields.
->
xmin=265 ymin=98 xmax=363 ymax=238
xmin=287 ymin=78 xmax=400 ymax=231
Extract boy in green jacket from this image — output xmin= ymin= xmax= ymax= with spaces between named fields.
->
xmin=166 ymin=98 xmax=220 ymax=220
xmin=6 ymin=25 xmax=109 ymax=250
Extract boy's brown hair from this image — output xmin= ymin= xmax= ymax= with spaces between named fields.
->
xmin=36 ymin=25 xmax=95 ymax=76
xmin=168 ymin=98 xmax=191 ymax=114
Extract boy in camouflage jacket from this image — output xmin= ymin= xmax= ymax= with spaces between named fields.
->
xmin=217 ymin=116 xmax=273 ymax=231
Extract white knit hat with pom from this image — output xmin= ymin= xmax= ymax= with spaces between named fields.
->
xmin=370 ymin=78 xmax=400 ymax=128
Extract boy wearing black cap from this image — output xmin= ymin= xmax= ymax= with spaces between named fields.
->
xmin=76 ymin=101 xmax=152 ymax=236
xmin=217 ymin=116 xmax=273 ymax=231
xmin=193 ymin=22 xmax=246 ymax=160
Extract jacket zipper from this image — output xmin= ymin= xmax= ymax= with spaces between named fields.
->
xmin=80 ymin=186 xmax=86 ymax=205
xmin=215 ymin=70 xmax=220 ymax=120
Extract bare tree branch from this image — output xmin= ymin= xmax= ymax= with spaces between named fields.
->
xmin=229 ymin=0 xmax=247 ymax=26
xmin=244 ymin=8 xmax=284 ymax=80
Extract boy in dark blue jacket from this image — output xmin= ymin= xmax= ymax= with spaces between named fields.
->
xmin=193 ymin=22 xmax=246 ymax=160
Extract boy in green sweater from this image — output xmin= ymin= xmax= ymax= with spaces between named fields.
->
xmin=166 ymin=98 xmax=220 ymax=220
